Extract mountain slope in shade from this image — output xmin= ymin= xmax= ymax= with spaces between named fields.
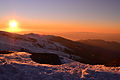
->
xmin=0 ymin=52 xmax=120 ymax=80
xmin=47 ymin=36 xmax=120 ymax=66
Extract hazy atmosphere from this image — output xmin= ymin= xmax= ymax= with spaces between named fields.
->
xmin=0 ymin=0 xmax=120 ymax=33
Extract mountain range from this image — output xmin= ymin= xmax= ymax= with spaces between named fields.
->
xmin=0 ymin=31 xmax=120 ymax=80
xmin=0 ymin=31 xmax=120 ymax=66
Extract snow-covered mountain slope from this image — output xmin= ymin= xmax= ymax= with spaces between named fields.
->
xmin=1 ymin=31 xmax=120 ymax=67
xmin=0 ymin=31 xmax=67 ymax=52
xmin=0 ymin=31 xmax=74 ymax=62
xmin=0 ymin=52 xmax=120 ymax=80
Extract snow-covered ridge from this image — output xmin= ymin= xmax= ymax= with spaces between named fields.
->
xmin=0 ymin=31 xmax=68 ymax=52
xmin=0 ymin=52 xmax=120 ymax=80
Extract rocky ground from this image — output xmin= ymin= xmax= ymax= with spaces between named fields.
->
xmin=0 ymin=52 xmax=120 ymax=80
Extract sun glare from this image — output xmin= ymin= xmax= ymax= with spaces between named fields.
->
xmin=9 ymin=20 xmax=17 ymax=28
xmin=7 ymin=20 xmax=21 ymax=32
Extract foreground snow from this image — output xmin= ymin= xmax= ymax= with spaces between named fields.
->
xmin=0 ymin=52 xmax=120 ymax=80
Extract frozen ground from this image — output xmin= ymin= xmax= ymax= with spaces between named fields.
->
xmin=0 ymin=52 xmax=120 ymax=80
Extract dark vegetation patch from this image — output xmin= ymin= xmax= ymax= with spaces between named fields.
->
xmin=30 ymin=53 xmax=62 ymax=65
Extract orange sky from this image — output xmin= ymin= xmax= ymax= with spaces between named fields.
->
xmin=0 ymin=0 xmax=120 ymax=34
xmin=0 ymin=17 xmax=120 ymax=34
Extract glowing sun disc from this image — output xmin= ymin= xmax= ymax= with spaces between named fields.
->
xmin=7 ymin=20 xmax=21 ymax=32
xmin=9 ymin=20 xmax=17 ymax=28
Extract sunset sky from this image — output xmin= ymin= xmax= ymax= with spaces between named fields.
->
xmin=0 ymin=0 xmax=120 ymax=33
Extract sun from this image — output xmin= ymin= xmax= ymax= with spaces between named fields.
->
xmin=7 ymin=20 xmax=21 ymax=32
xmin=9 ymin=20 xmax=17 ymax=28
